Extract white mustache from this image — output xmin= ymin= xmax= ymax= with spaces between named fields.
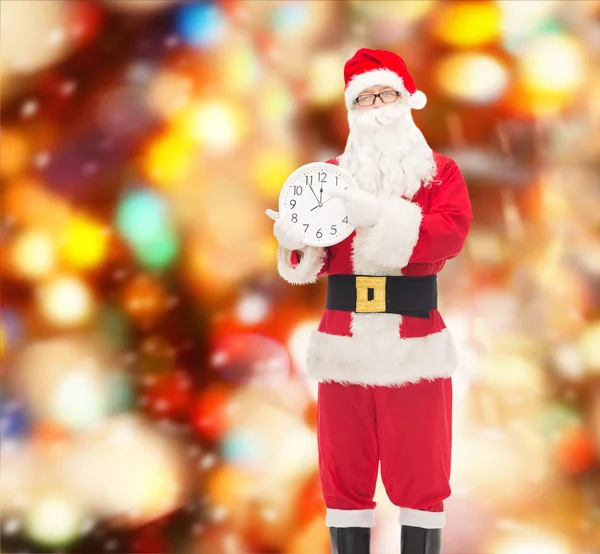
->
xmin=349 ymin=102 xmax=410 ymax=131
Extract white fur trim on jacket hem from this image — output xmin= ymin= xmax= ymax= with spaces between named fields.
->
xmin=307 ymin=328 xmax=457 ymax=387
xmin=399 ymin=507 xmax=445 ymax=529
xmin=356 ymin=195 xmax=423 ymax=271
xmin=276 ymin=245 xmax=327 ymax=285
xmin=344 ymin=68 xmax=426 ymax=110
xmin=326 ymin=508 xmax=376 ymax=528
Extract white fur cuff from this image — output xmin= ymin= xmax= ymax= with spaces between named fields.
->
xmin=276 ymin=245 xmax=327 ymax=285
xmin=359 ymin=195 xmax=423 ymax=271
xmin=399 ymin=507 xmax=445 ymax=529
xmin=326 ymin=508 xmax=376 ymax=528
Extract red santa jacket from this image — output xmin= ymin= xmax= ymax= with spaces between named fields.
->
xmin=276 ymin=152 xmax=472 ymax=387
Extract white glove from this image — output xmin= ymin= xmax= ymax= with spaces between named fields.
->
xmin=265 ymin=209 xmax=305 ymax=250
xmin=329 ymin=188 xmax=380 ymax=228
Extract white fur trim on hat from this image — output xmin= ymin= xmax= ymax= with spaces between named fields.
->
xmin=344 ymin=68 xmax=426 ymax=110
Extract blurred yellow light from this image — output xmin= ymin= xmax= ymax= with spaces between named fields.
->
xmin=11 ymin=230 xmax=56 ymax=280
xmin=258 ymin=81 xmax=293 ymax=126
xmin=519 ymin=34 xmax=585 ymax=95
xmin=492 ymin=533 xmax=570 ymax=554
xmin=1 ymin=0 xmax=71 ymax=77
xmin=480 ymin=352 xmax=547 ymax=400
xmin=260 ymin=235 xmax=278 ymax=268
xmin=178 ymin=100 xmax=248 ymax=153
xmin=146 ymin=71 xmax=192 ymax=118
xmin=63 ymin=415 xmax=188 ymax=523
xmin=60 ymin=215 xmax=109 ymax=270
xmin=251 ymin=149 xmax=297 ymax=197
xmin=451 ymin=428 xmax=552 ymax=509
xmin=286 ymin=516 xmax=330 ymax=554
xmin=579 ymin=321 xmax=600 ymax=373
xmin=219 ymin=39 xmax=259 ymax=95
xmin=144 ymin=468 xmax=183 ymax=514
xmin=308 ymin=52 xmax=344 ymax=106
xmin=143 ymin=131 xmax=194 ymax=188
xmin=431 ymin=2 xmax=501 ymax=47
xmin=353 ymin=0 xmax=436 ymax=25
xmin=38 ymin=276 xmax=94 ymax=327
xmin=13 ymin=337 xmax=117 ymax=430
xmin=0 ymin=128 xmax=29 ymax=178
xmin=207 ymin=466 xmax=258 ymax=515
xmin=435 ymin=53 xmax=508 ymax=104
xmin=25 ymin=494 xmax=82 ymax=547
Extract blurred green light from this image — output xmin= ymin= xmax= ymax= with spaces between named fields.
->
xmin=133 ymin=227 xmax=179 ymax=270
xmin=116 ymin=189 xmax=169 ymax=247
xmin=106 ymin=371 xmax=135 ymax=414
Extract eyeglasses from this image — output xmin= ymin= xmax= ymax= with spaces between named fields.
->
xmin=353 ymin=90 xmax=402 ymax=107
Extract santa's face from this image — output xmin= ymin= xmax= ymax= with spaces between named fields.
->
xmin=338 ymin=84 xmax=436 ymax=199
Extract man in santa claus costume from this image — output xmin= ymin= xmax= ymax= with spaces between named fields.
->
xmin=267 ymin=48 xmax=472 ymax=554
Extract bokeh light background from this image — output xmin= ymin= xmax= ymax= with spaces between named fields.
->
xmin=1 ymin=1 xmax=600 ymax=553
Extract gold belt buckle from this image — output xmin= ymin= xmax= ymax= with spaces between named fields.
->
xmin=355 ymin=276 xmax=387 ymax=313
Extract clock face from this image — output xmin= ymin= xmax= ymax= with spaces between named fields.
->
xmin=278 ymin=162 xmax=358 ymax=247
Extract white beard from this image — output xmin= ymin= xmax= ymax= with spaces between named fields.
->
xmin=337 ymin=102 xmax=437 ymax=199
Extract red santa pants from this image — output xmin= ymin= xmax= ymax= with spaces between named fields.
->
xmin=317 ymin=377 xmax=452 ymax=529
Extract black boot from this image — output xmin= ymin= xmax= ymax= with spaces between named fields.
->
xmin=329 ymin=526 xmax=371 ymax=554
xmin=400 ymin=525 xmax=441 ymax=554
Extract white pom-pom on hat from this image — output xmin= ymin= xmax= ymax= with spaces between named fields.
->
xmin=408 ymin=90 xmax=427 ymax=110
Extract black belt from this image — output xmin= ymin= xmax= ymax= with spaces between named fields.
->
xmin=326 ymin=274 xmax=437 ymax=318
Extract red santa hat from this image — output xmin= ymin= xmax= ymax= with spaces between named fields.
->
xmin=344 ymin=48 xmax=427 ymax=111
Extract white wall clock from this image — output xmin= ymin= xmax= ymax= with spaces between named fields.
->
xmin=278 ymin=162 xmax=359 ymax=247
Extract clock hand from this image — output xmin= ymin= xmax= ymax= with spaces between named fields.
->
xmin=310 ymin=198 xmax=332 ymax=211
xmin=308 ymin=184 xmax=321 ymax=205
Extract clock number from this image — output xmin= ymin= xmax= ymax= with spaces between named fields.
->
xmin=294 ymin=185 xmax=303 ymax=195
xmin=330 ymin=225 xmax=337 ymax=235
xmin=335 ymin=176 xmax=339 ymax=186
xmin=316 ymin=228 xmax=323 ymax=239
xmin=318 ymin=172 xmax=326 ymax=184
xmin=303 ymin=224 xmax=309 ymax=233
xmin=291 ymin=213 xmax=298 ymax=223
xmin=305 ymin=175 xmax=312 ymax=186
xmin=290 ymin=199 xmax=296 ymax=208
xmin=342 ymin=216 xmax=349 ymax=224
